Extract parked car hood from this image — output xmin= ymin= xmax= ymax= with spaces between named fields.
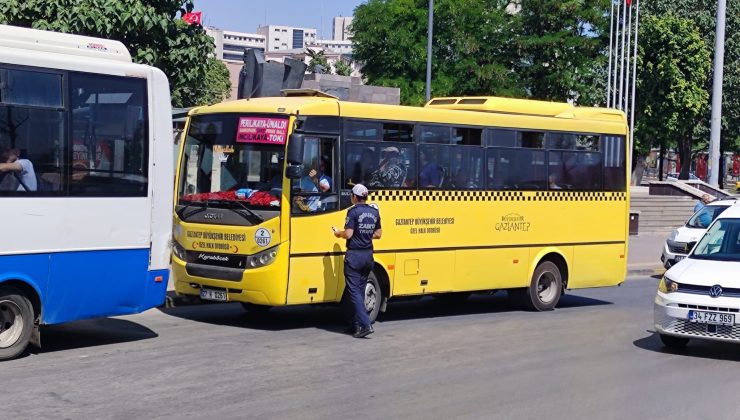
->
xmin=673 ymin=225 xmax=705 ymax=243
xmin=666 ymin=257 xmax=740 ymax=287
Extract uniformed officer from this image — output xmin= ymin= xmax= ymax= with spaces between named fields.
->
xmin=332 ymin=184 xmax=382 ymax=338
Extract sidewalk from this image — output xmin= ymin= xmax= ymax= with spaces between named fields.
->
xmin=627 ymin=232 xmax=667 ymax=276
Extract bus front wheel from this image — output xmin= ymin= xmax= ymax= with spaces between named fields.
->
xmin=0 ymin=286 xmax=34 ymax=361
xmin=512 ymin=261 xmax=563 ymax=311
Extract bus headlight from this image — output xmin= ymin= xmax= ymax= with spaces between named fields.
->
xmin=659 ymin=276 xmax=679 ymax=293
xmin=172 ymin=240 xmax=187 ymax=261
xmin=248 ymin=246 xmax=278 ymax=268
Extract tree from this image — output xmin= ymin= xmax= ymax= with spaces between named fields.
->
xmin=516 ymin=0 xmax=610 ymax=105
xmin=306 ymin=48 xmax=330 ymax=74
xmin=0 ymin=0 xmax=230 ymax=107
xmin=334 ymin=59 xmax=353 ymax=76
xmin=351 ymin=0 xmax=610 ymax=105
xmin=641 ymin=0 xmax=740 ymax=157
xmin=352 ymin=0 xmax=523 ymax=105
xmin=635 ymin=14 xmax=711 ymax=180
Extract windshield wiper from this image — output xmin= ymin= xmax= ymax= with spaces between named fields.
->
xmin=208 ymin=199 xmax=264 ymax=224
xmin=177 ymin=200 xmax=208 ymax=219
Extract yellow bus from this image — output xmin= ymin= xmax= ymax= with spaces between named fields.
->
xmin=171 ymin=91 xmax=629 ymax=320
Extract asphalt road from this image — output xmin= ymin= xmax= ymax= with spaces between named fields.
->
xmin=3 ymin=276 xmax=740 ymax=420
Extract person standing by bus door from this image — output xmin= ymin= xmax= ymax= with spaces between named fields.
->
xmin=333 ymin=184 xmax=382 ymax=338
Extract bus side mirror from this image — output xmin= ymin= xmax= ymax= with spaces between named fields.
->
xmin=287 ymin=133 xmax=304 ymax=165
xmin=285 ymin=164 xmax=304 ymax=179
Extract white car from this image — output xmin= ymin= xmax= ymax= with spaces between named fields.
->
xmin=661 ymin=199 xmax=736 ymax=268
xmin=654 ymin=203 xmax=740 ymax=348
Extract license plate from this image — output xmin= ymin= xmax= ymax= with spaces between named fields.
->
xmin=688 ymin=310 xmax=735 ymax=326
xmin=675 ymin=255 xmax=685 ymax=262
xmin=200 ymin=288 xmax=228 ymax=302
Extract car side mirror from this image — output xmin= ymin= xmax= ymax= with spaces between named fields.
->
xmin=285 ymin=164 xmax=304 ymax=179
xmin=286 ymin=133 xmax=304 ymax=165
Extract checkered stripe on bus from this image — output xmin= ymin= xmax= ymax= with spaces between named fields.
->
xmin=368 ymin=190 xmax=628 ymax=202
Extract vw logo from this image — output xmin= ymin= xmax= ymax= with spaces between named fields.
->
xmin=709 ymin=285 xmax=723 ymax=298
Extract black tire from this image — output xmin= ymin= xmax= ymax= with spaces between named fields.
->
xmin=0 ymin=286 xmax=34 ymax=361
xmin=520 ymin=261 xmax=563 ymax=311
xmin=240 ymin=302 xmax=272 ymax=315
xmin=659 ymin=334 xmax=690 ymax=348
xmin=341 ymin=270 xmax=383 ymax=324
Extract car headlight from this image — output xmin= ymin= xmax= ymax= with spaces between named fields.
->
xmin=248 ymin=246 xmax=278 ymax=268
xmin=658 ymin=276 xmax=679 ymax=293
xmin=172 ymin=239 xmax=186 ymax=261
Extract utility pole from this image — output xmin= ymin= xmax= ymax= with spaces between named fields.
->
xmin=708 ymin=0 xmax=726 ymax=186
xmin=425 ymin=0 xmax=433 ymax=103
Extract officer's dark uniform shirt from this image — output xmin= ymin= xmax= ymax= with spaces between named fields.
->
xmin=344 ymin=204 xmax=381 ymax=250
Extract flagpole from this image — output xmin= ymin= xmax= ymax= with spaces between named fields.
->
xmin=629 ymin=0 xmax=641 ymax=161
xmin=607 ymin=0 xmax=615 ymax=107
xmin=618 ymin=0 xmax=627 ymax=110
xmin=612 ymin=1 xmax=621 ymax=107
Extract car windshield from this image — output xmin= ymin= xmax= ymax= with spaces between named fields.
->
xmin=178 ymin=114 xmax=287 ymax=208
xmin=687 ymin=205 xmax=729 ymax=229
xmin=691 ymin=218 xmax=740 ymax=262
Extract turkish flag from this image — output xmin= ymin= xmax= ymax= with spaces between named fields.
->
xmin=183 ymin=12 xmax=202 ymax=25
xmin=626 ymin=0 xmax=632 ymax=5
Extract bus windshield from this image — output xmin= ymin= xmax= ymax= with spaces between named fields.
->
xmin=179 ymin=114 xmax=287 ymax=208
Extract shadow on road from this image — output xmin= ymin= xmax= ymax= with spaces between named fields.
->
xmin=633 ymin=331 xmax=740 ymax=362
xmin=29 ymin=318 xmax=158 ymax=356
xmin=158 ymin=291 xmax=612 ymax=334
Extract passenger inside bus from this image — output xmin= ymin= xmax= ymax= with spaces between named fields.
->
xmin=419 ymin=147 xmax=443 ymax=188
xmin=0 ymin=147 xmax=37 ymax=192
xmin=368 ymin=146 xmax=406 ymax=188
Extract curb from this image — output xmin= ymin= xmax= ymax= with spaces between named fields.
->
xmin=627 ymin=266 xmax=665 ymax=277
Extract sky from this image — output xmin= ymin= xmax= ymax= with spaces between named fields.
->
xmin=194 ymin=0 xmax=366 ymax=38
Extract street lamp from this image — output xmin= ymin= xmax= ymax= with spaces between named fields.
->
xmin=708 ymin=0 xmax=727 ymax=187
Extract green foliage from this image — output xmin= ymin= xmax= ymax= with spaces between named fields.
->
xmin=334 ymin=59 xmax=353 ymax=76
xmin=517 ymin=0 xmax=610 ymax=105
xmin=635 ymin=14 xmax=711 ymax=176
xmin=0 ymin=0 xmax=229 ymax=107
xmin=351 ymin=0 xmax=609 ymax=105
xmin=642 ymin=0 xmax=740 ymax=152
xmin=199 ymin=57 xmax=231 ymax=104
xmin=306 ymin=48 xmax=330 ymax=74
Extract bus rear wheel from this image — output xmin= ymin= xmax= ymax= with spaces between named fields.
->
xmin=0 ymin=286 xmax=34 ymax=361
xmin=341 ymin=271 xmax=383 ymax=324
xmin=513 ymin=261 xmax=563 ymax=311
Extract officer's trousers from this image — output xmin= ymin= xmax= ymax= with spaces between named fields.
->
xmin=344 ymin=249 xmax=373 ymax=328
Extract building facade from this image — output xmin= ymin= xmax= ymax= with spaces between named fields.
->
xmin=257 ymin=25 xmax=317 ymax=51
xmin=332 ymin=16 xmax=353 ymax=41
xmin=206 ymin=27 xmax=265 ymax=62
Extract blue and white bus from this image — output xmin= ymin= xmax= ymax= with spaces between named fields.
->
xmin=0 ymin=25 xmax=173 ymax=360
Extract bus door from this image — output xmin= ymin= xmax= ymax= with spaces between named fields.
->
xmin=287 ymin=136 xmax=345 ymax=304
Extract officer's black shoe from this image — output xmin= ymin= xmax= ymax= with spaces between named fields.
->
xmin=353 ymin=325 xmax=374 ymax=338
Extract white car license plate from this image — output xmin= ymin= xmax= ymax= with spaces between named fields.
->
xmin=688 ymin=310 xmax=734 ymax=326
xmin=200 ymin=288 xmax=228 ymax=302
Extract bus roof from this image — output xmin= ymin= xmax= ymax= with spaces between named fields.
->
xmin=0 ymin=24 xmax=132 ymax=62
xmin=425 ymin=96 xmax=626 ymax=124
xmin=190 ymin=95 xmax=628 ymax=136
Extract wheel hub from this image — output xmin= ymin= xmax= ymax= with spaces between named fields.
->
xmin=0 ymin=300 xmax=23 ymax=349
xmin=364 ymin=283 xmax=377 ymax=312
xmin=536 ymin=272 xmax=557 ymax=304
